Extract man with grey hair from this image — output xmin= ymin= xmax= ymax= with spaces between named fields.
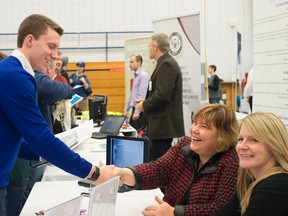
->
xmin=135 ymin=33 xmax=185 ymax=161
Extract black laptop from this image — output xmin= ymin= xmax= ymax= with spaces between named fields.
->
xmin=91 ymin=115 xmax=125 ymax=139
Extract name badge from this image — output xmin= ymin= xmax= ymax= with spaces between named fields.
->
xmin=149 ymin=80 xmax=152 ymax=91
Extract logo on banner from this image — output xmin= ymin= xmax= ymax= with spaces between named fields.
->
xmin=169 ymin=32 xmax=183 ymax=56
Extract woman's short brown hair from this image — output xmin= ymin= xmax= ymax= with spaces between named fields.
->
xmin=193 ymin=104 xmax=238 ymax=152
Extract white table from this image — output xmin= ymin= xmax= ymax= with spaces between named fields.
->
xmin=20 ymin=181 xmax=163 ymax=216
xmin=42 ymin=125 xmax=137 ymax=182
xmin=42 ymin=138 xmax=107 ymax=181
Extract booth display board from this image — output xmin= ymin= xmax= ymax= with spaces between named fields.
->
xmin=153 ymin=13 xmax=203 ymax=135
xmin=253 ymin=0 xmax=288 ymax=127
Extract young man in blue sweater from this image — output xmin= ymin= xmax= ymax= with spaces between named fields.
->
xmin=0 ymin=14 xmax=113 ymax=216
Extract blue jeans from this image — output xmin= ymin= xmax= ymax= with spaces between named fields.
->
xmin=0 ymin=187 xmax=7 ymax=216
xmin=23 ymin=162 xmax=47 ymax=205
xmin=6 ymin=179 xmax=28 ymax=216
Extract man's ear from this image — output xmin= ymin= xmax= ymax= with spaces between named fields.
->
xmin=25 ymin=34 xmax=34 ymax=48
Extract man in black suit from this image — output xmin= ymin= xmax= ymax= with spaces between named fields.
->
xmin=135 ymin=33 xmax=185 ymax=161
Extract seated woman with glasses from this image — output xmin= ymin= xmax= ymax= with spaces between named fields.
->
xmin=113 ymin=104 xmax=239 ymax=216
xmin=214 ymin=112 xmax=288 ymax=216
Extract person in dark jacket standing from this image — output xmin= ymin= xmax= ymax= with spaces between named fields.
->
xmin=207 ymin=64 xmax=221 ymax=104
xmin=135 ymin=33 xmax=185 ymax=161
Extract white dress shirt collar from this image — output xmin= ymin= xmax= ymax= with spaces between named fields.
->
xmin=11 ymin=49 xmax=35 ymax=77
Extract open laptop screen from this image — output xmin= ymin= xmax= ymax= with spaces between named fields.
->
xmin=100 ymin=115 xmax=125 ymax=134
xmin=106 ymin=135 xmax=149 ymax=167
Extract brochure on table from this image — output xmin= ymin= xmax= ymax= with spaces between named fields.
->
xmin=55 ymin=120 xmax=94 ymax=150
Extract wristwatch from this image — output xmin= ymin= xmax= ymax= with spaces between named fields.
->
xmin=87 ymin=166 xmax=100 ymax=181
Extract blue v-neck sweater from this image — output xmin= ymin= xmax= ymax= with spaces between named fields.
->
xmin=0 ymin=56 xmax=91 ymax=187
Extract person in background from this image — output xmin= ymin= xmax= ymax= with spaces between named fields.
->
xmin=52 ymin=51 xmax=71 ymax=134
xmin=243 ymin=67 xmax=253 ymax=112
xmin=214 ymin=112 xmax=288 ymax=215
xmin=124 ymin=54 xmax=149 ymax=130
xmin=207 ymin=64 xmax=221 ymax=104
xmin=53 ymin=50 xmax=68 ymax=83
xmin=135 ymin=33 xmax=185 ymax=161
xmin=113 ymin=104 xmax=239 ymax=216
xmin=69 ymin=61 xmax=92 ymax=113
xmin=0 ymin=52 xmax=7 ymax=60
xmin=0 ymin=14 xmax=113 ymax=216
xmin=60 ymin=55 xmax=69 ymax=83
xmin=241 ymin=72 xmax=248 ymax=95
xmin=36 ymin=61 xmax=71 ymax=129
xmin=236 ymin=72 xmax=249 ymax=112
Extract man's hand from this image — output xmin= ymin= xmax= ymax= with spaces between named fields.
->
xmin=142 ymin=196 xmax=174 ymax=216
xmin=79 ymin=76 xmax=89 ymax=89
xmin=112 ymin=167 xmax=136 ymax=187
xmin=79 ymin=76 xmax=86 ymax=83
xmin=135 ymin=99 xmax=144 ymax=112
xmin=132 ymin=113 xmax=140 ymax=120
xmin=92 ymin=165 xmax=115 ymax=186
xmin=123 ymin=111 xmax=129 ymax=119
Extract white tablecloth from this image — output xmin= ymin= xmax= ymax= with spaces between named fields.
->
xmin=20 ymin=181 xmax=163 ymax=216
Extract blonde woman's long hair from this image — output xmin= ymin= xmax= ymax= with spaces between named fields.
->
xmin=237 ymin=112 xmax=288 ymax=214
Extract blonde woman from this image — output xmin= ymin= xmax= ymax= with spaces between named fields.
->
xmin=215 ymin=112 xmax=288 ymax=215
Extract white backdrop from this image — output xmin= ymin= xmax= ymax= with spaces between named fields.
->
xmin=253 ymin=0 xmax=288 ymax=127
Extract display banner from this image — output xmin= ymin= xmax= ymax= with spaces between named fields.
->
xmin=253 ymin=0 xmax=288 ymax=127
xmin=153 ymin=14 xmax=202 ymax=135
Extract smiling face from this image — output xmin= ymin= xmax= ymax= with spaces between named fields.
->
xmin=190 ymin=118 xmax=218 ymax=164
xmin=27 ymin=27 xmax=60 ymax=72
xmin=55 ymin=53 xmax=63 ymax=71
xmin=45 ymin=61 xmax=56 ymax=79
xmin=236 ymin=123 xmax=277 ymax=179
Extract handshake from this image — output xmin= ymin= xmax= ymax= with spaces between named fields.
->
xmin=82 ymin=165 xmax=136 ymax=189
